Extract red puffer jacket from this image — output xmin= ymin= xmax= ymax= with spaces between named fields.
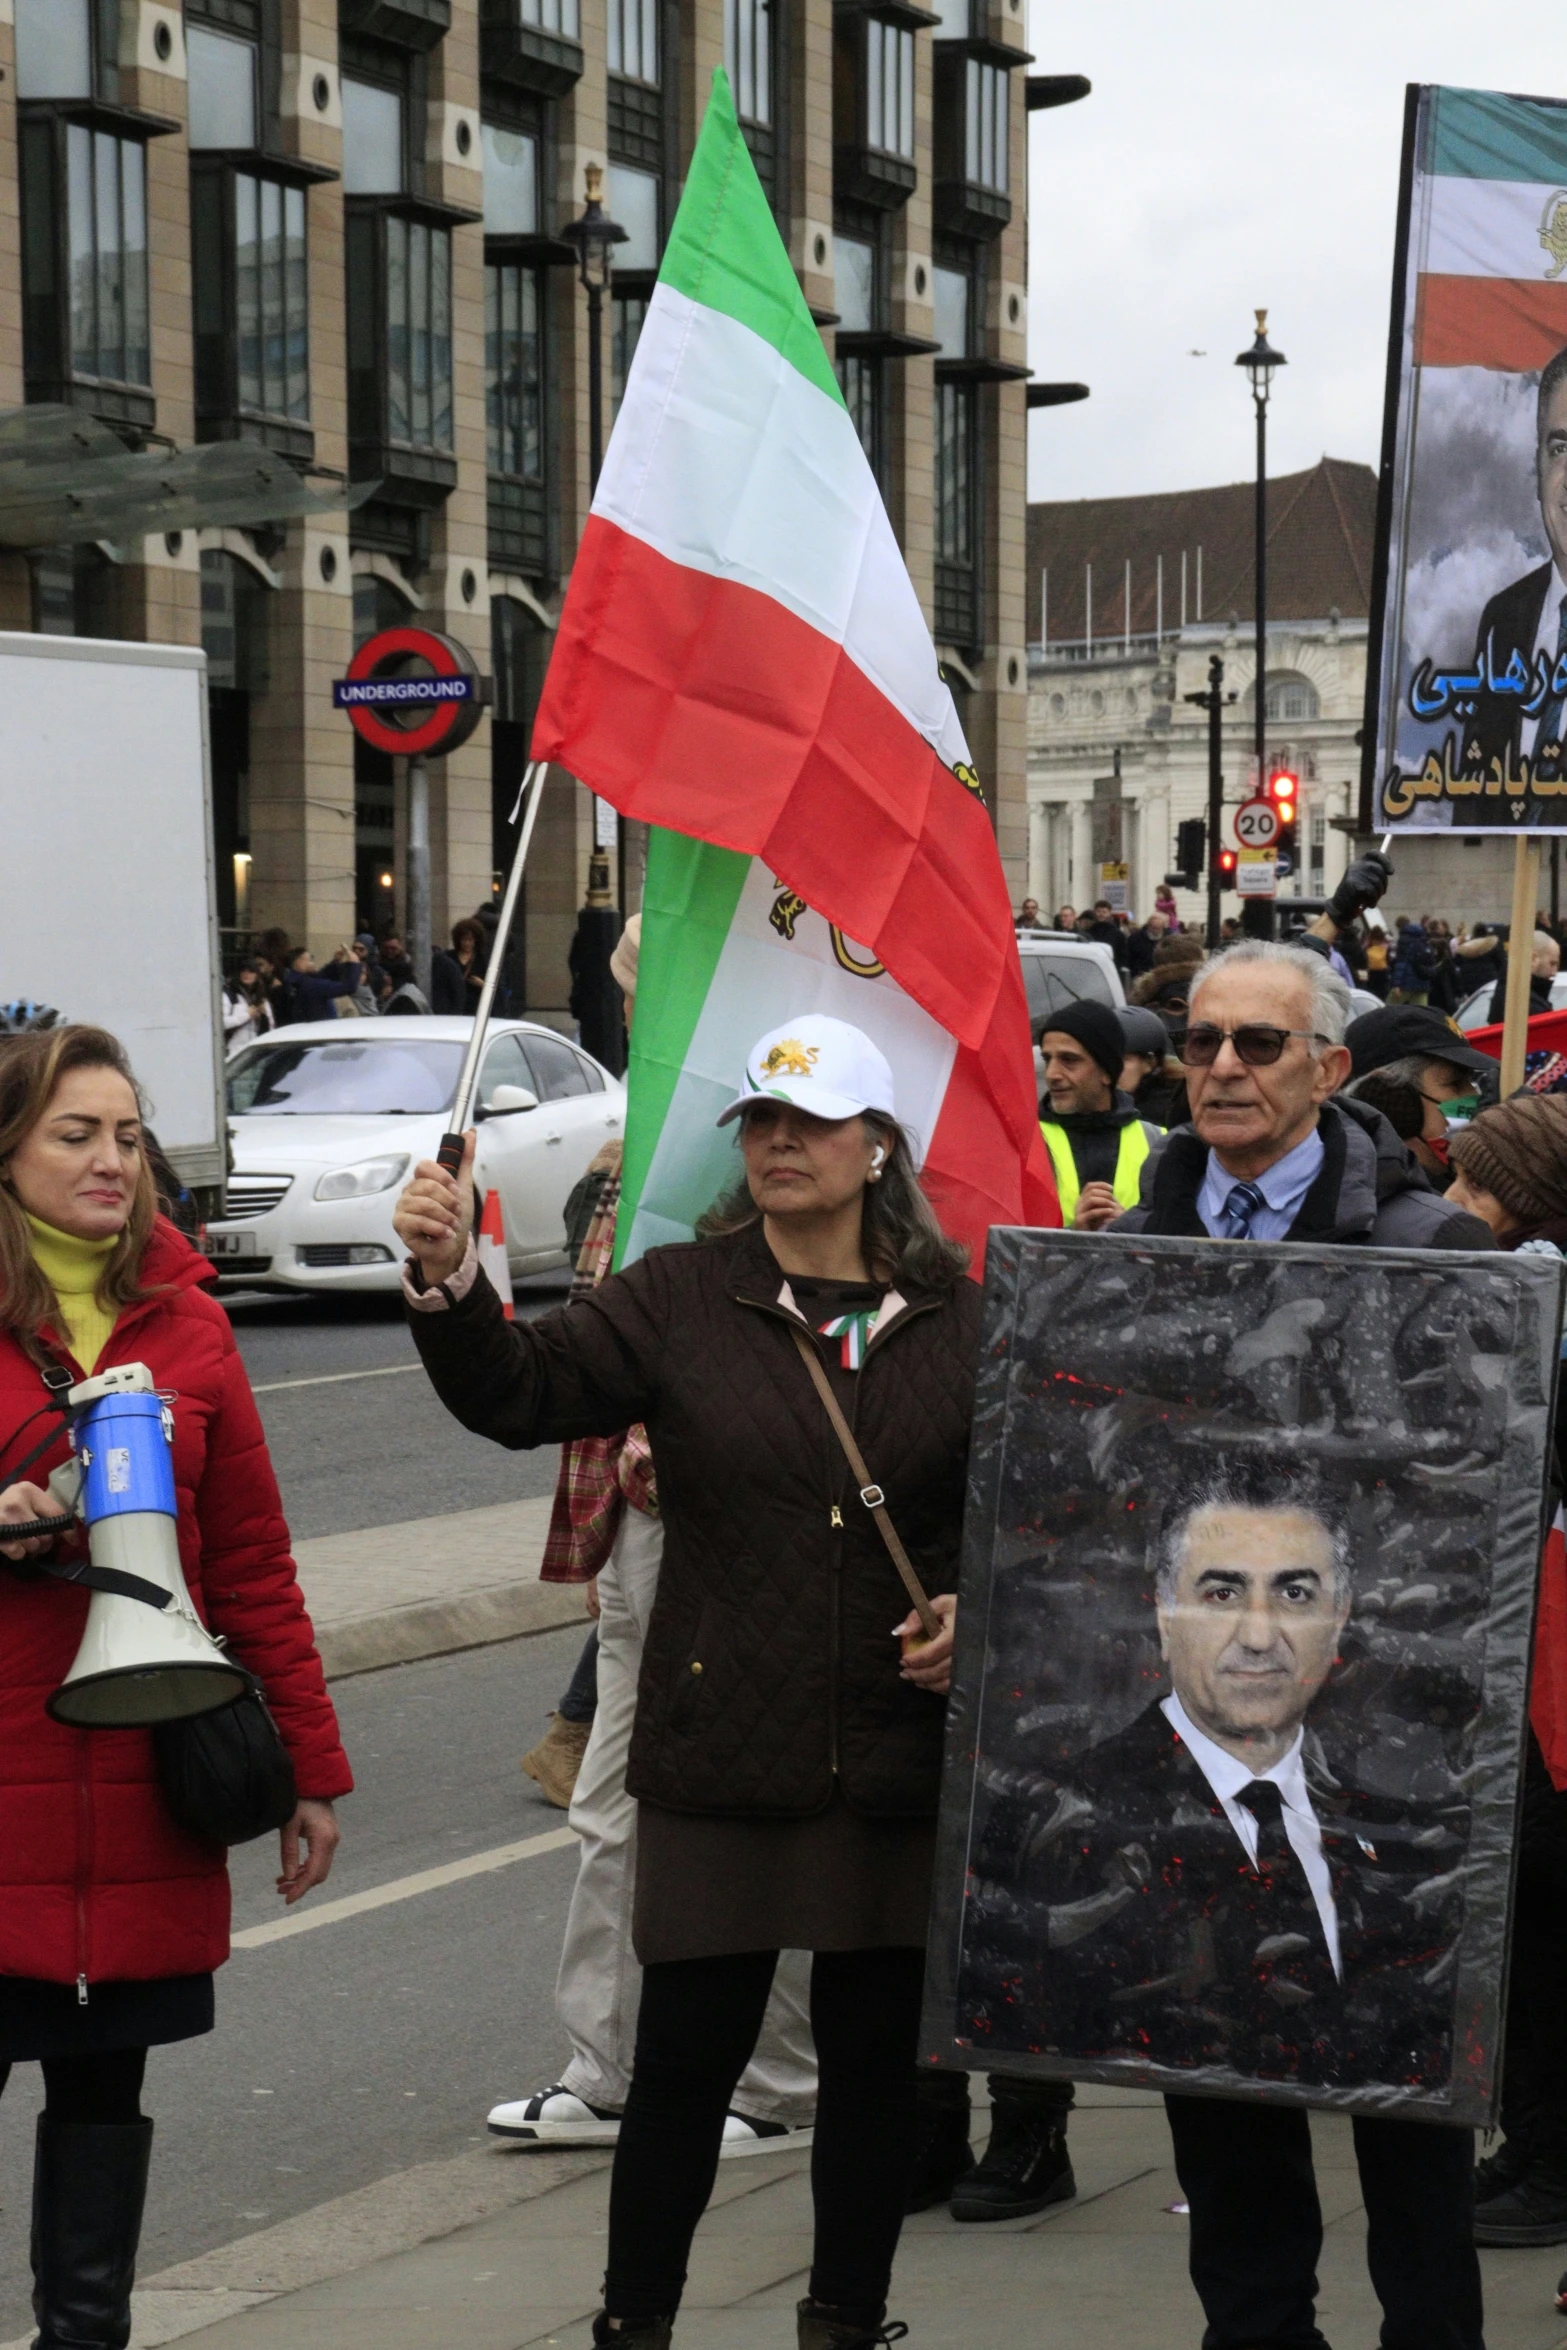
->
xmin=0 ymin=1219 xmax=352 ymax=1989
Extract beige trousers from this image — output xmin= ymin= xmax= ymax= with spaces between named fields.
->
xmin=557 ymin=1506 xmax=818 ymax=2124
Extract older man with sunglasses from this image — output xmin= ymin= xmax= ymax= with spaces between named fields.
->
xmin=1115 ymin=938 xmax=1494 ymax=2350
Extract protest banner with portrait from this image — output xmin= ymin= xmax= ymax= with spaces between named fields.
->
xmin=923 ymin=1229 xmax=1564 ymax=2122
xmin=1368 ymin=84 xmax=1567 ymax=835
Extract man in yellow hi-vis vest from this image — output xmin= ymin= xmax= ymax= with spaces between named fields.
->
xmin=1039 ymin=1000 xmax=1163 ymax=1229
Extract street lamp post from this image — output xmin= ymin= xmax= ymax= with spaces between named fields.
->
xmin=562 ymin=163 xmax=628 ymax=495
xmin=1234 ymin=309 xmax=1286 ymax=939
xmin=562 ymin=165 xmax=629 ymax=1065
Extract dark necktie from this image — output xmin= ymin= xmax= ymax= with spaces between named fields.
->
xmin=1219 ymin=1179 xmax=1267 ymax=1239
xmin=1536 ymin=597 xmax=1567 ymax=778
xmin=1234 ymin=1779 xmax=1339 ymax=2037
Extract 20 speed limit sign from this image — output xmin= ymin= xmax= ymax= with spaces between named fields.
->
xmin=1234 ymin=797 xmax=1280 ymax=849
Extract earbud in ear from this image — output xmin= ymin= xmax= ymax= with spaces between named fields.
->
xmin=870 ymin=1146 xmax=885 ymax=1173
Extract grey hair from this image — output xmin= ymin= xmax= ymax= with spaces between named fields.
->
xmin=1155 ymin=1479 xmax=1353 ymax=1611
xmin=1189 ymin=939 xmax=1352 ymax=1050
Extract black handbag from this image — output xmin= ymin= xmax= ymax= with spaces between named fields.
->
xmin=153 ymin=1675 xmax=297 ymax=1846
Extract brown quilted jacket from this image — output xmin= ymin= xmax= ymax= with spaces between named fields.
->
xmin=407 ymin=1222 xmax=981 ymax=1818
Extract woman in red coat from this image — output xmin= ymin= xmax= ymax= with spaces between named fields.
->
xmin=0 ymin=1023 xmax=351 ymax=2349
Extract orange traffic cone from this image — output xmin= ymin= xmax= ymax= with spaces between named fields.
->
xmin=476 ymin=1186 xmax=513 ymax=1319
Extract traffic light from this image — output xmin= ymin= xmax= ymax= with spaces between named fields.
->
xmin=1167 ymin=818 xmax=1205 ymax=891
xmin=1267 ymin=768 xmax=1299 ymax=877
xmin=1217 ymin=847 xmax=1237 ymax=887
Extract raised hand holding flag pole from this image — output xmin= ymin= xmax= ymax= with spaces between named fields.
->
xmin=531 ymin=70 xmax=1057 ymax=1264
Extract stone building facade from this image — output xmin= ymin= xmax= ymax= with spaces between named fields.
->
xmin=0 ymin=0 xmax=1035 ymax=1016
xmin=1025 ymin=455 xmax=1524 ymax=930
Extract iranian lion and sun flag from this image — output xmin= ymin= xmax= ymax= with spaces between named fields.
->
xmin=530 ymin=70 xmax=1058 ymax=1270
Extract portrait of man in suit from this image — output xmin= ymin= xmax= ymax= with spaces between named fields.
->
xmin=1462 ymin=342 xmax=1567 ymax=816
xmin=960 ymin=1479 xmax=1467 ymax=2090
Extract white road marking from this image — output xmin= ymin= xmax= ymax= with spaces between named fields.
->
xmin=250 ymin=1363 xmax=426 ymax=1396
xmin=230 ymin=1826 xmax=578 ymax=1948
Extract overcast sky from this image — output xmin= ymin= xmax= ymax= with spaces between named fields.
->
xmin=1022 ymin=3 xmax=1561 ymax=504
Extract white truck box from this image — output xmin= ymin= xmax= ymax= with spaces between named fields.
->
xmin=0 ymin=632 xmax=225 ymax=1190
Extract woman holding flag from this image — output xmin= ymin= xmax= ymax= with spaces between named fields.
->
xmin=394 ymin=1012 xmax=978 ymax=2350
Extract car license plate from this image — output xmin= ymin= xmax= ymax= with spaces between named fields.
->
xmin=203 ymin=1230 xmax=257 ymax=1259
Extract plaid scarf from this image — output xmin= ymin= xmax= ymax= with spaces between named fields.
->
xmin=540 ymin=1152 xmax=657 ymax=1585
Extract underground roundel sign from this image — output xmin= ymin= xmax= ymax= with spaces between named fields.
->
xmin=332 ymin=625 xmax=486 ymax=757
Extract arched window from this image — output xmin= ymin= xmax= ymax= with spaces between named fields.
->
xmin=1244 ymin=670 xmax=1320 ymax=721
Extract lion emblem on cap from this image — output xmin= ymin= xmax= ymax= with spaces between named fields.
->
xmin=760 ymin=1040 xmax=819 ymax=1078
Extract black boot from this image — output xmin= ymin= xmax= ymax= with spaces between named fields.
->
xmin=590 ymin=2318 xmax=673 ymax=2347
xmin=951 ymin=2080 xmax=1075 ymax=2223
xmin=1475 ymin=2134 xmax=1534 ymax=2205
xmin=904 ymin=2072 xmax=972 ymax=2213
xmin=31 ymin=2114 xmax=153 ymax=2350
xmin=1472 ymin=2161 xmax=1567 ymax=2247
xmin=796 ymin=2298 xmax=908 ymax=2348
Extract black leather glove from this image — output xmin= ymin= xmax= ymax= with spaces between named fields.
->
xmin=1326 ymin=850 xmax=1393 ymax=930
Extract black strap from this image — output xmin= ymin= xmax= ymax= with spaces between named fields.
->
xmin=0 ymin=1543 xmax=173 ymax=1611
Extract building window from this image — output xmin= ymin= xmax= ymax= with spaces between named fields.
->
xmin=612 ymin=293 xmax=648 ymax=420
xmin=64 ymin=126 xmax=150 ymax=388
xmin=387 ymin=218 xmax=453 ymax=450
xmin=965 ymin=59 xmax=1007 ymax=192
xmin=609 ymin=166 xmax=660 ymax=270
xmin=835 ymin=232 xmax=876 ymax=332
xmin=866 ymin=20 xmax=915 ymax=159
xmin=934 ymin=379 xmax=979 ymax=648
xmin=233 ymin=178 xmax=308 ymax=419
xmin=931 ymin=262 xmax=969 ymax=357
xmin=486 ymin=263 xmax=543 ymax=481
xmin=13 ymin=0 xmax=94 ymax=100
xmin=520 ymin=0 xmax=581 ymax=36
xmin=1253 ymin=670 xmax=1322 ymax=721
xmin=608 ymin=0 xmax=659 ymax=83
xmin=483 ymin=121 xmax=538 ymax=235
xmin=836 ymin=352 xmax=885 ymax=485
xmin=726 ymin=0 xmax=771 ymax=123
xmin=187 ymin=23 xmax=259 ymax=150
xmin=342 ymin=75 xmax=405 ymax=195
xmin=486 ymin=262 xmax=547 ymax=575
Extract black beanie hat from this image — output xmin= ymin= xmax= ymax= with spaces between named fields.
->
xmin=1039 ymin=998 xmax=1125 ymax=1087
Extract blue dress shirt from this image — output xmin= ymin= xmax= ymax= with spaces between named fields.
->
xmin=1196 ymin=1126 xmax=1325 ymax=1242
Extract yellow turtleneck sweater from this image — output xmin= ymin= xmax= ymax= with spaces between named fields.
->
xmin=27 ymin=1215 xmax=120 ymax=1372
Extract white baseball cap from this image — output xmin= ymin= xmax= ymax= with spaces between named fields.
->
xmin=716 ymin=1014 xmax=897 ymax=1127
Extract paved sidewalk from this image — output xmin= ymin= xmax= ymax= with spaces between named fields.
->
xmin=295 ymin=1497 xmax=589 ymax=1679
xmin=74 ymin=2090 xmax=1567 ymax=2350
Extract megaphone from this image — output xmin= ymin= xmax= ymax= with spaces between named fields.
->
xmin=45 ymin=1363 xmax=248 ymax=1729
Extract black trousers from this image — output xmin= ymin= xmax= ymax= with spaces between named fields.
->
xmin=1500 ymin=1734 xmax=1567 ymax=2168
xmin=606 ymin=1946 xmax=924 ymax=2327
xmin=1165 ymin=2094 xmax=1482 ymax=2350
xmin=0 ymin=2050 xmax=146 ymax=2125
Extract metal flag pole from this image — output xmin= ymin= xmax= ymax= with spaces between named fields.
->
xmin=437 ymin=761 xmax=547 ymax=1173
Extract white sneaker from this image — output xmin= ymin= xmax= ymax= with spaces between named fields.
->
xmin=487 ymin=2085 xmax=623 ymax=2144
xmin=719 ymin=2111 xmax=815 ymax=2160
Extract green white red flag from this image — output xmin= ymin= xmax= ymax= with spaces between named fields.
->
xmin=1414 ymin=88 xmax=1567 ymax=370
xmin=531 ymin=69 xmax=1056 ymax=1265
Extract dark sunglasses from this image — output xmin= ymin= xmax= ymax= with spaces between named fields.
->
xmin=1180 ymin=1022 xmax=1327 ymax=1068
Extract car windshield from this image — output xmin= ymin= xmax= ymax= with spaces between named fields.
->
xmin=1020 ymin=952 xmax=1116 ymax=1031
xmin=228 ymin=1039 xmax=464 ymax=1116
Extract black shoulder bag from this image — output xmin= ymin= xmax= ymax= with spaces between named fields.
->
xmin=153 ymin=1679 xmax=298 ymax=1847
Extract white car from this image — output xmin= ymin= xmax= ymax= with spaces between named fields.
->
xmin=206 ymin=1017 xmax=625 ymax=1293
xmin=1454 ymin=976 xmax=1567 ymax=1032
xmin=1016 ymin=931 xmax=1127 ymax=1089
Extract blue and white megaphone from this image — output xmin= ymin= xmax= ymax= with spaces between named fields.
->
xmin=43 ymin=1363 xmax=248 ymax=1729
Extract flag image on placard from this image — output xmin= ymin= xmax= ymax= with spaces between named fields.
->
xmin=1414 ymin=90 xmax=1567 ymax=371
xmin=533 ymin=70 xmax=1054 ymax=1262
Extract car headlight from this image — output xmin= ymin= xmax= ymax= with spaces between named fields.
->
xmin=314 ymin=1154 xmax=409 ymax=1202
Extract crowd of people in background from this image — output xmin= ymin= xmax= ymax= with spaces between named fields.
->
xmin=220 ymin=910 xmax=513 ymax=1048
xmin=1015 ymin=890 xmax=1567 ymax=1028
